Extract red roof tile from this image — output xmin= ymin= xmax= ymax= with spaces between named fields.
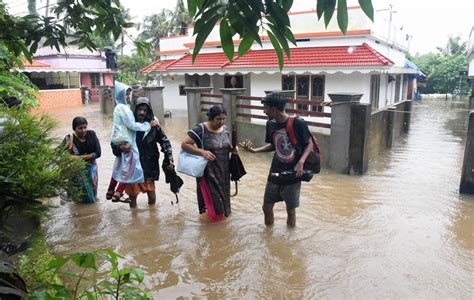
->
xmin=144 ymin=43 xmax=393 ymax=73
xmin=166 ymin=52 xmax=232 ymax=70
xmin=227 ymin=43 xmax=393 ymax=69
xmin=22 ymin=59 xmax=50 ymax=68
xmin=141 ymin=59 xmax=176 ymax=73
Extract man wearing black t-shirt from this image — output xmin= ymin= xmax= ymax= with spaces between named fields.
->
xmin=241 ymin=93 xmax=313 ymax=227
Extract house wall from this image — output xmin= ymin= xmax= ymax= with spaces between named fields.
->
xmin=250 ymin=73 xmax=281 ymax=97
xmin=32 ymin=89 xmax=82 ymax=113
xmin=369 ymin=100 xmax=410 ymax=156
xmin=103 ymin=73 xmax=113 ymax=86
xmin=325 ymin=73 xmax=371 ymax=103
xmin=162 ymin=75 xmax=187 ymax=110
xmin=80 ymin=73 xmax=91 ymax=87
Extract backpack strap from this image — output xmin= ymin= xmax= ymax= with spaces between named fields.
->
xmin=286 ymin=116 xmax=298 ymax=146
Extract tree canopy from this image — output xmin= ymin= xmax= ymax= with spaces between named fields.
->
xmin=412 ymin=36 xmax=469 ymax=95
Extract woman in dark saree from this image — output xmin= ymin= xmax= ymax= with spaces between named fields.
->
xmin=181 ymin=106 xmax=238 ymax=222
xmin=63 ymin=117 xmax=101 ymax=203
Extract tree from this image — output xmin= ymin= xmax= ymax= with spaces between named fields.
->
xmin=187 ymin=0 xmax=375 ymax=69
xmin=137 ymin=9 xmax=175 ymax=56
xmin=115 ymin=54 xmax=152 ymax=85
xmin=412 ymin=36 xmax=469 ymax=95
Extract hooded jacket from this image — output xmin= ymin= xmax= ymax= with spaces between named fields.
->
xmin=113 ymin=97 xmax=173 ymax=181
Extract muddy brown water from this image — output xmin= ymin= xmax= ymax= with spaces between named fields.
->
xmin=44 ymin=99 xmax=473 ymax=298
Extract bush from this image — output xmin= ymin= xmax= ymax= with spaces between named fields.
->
xmin=0 ymin=104 xmax=84 ymax=228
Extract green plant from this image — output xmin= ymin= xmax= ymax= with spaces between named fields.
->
xmin=29 ymin=250 xmax=150 ymax=299
xmin=0 ymin=105 xmax=84 ymax=228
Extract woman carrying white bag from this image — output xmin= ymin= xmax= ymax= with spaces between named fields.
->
xmin=180 ymin=106 xmax=239 ymax=222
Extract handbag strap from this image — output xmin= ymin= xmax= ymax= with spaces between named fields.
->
xmin=188 ymin=123 xmax=205 ymax=149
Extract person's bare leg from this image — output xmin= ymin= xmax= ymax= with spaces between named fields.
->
xmin=262 ymin=203 xmax=275 ymax=226
xmin=147 ymin=191 xmax=156 ymax=205
xmin=129 ymin=196 xmax=137 ymax=208
xmin=286 ymin=208 xmax=296 ymax=227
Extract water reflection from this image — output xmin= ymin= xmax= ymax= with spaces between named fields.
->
xmin=43 ymin=99 xmax=473 ymax=298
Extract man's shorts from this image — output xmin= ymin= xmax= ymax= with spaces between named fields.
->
xmin=125 ymin=181 xmax=155 ymax=197
xmin=263 ymin=181 xmax=301 ymax=209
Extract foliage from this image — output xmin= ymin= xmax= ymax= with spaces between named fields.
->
xmin=0 ymin=105 xmax=84 ymax=227
xmin=114 ymin=54 xmax=152 ymax=85
xmin=137 ymin=1 xmax=191 ymax=57
xmin=0 ymin=0 xmax=150 ymax=62
xmin=187 ymin=0 xmax=374 ymax=69
xmin=412 ymin=36 xmax=469 ymax=95
xmin=28 ymin=250 xmax=151 ymax=299
xmin=19 ymin=229 xmax=59 ymax=290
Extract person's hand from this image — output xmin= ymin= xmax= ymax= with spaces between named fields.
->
xmin=232 ymin=145 xmax=239 ymax=154
xmin=120 ymin=143 xmax=132 ymax=153
xmin=150 ymin=119 xmax=160 ymax=127
xmin=294 ymin=160 xmax=304 ymax=177
xmin=239 ymin=139 xmax=254 ymax=153
xmin=167 ymin=161 xmax=175 ymax=170
xmin=202 ymin=150 xmax=216 ymax=161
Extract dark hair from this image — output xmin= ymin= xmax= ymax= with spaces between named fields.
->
xmin=72 ymin=117 xmax=88 ymax=130
xmin=206 ymin=105 xmax=227 ymax=120
xmin=261 ymin=92 xmax=287 ymax=112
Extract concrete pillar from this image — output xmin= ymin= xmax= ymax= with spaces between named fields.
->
xmin=143 ymin=86 xmax=165 ymax=125
xmin=460 ymin=112 xmax=474 ymax=194
xmin=184 ymin=87 xmax=213 ymax=130
xmin=349 ymin=103 xmax=372 ymax=174
xmin=403 ymin=100 xmax=412 ymax=133
xmin=99 ymin=85 xmax=114 ymax=114
xmin=328 ymin=93 xmax=364 ymax=174
xmin=386 ymin=107 xmax=396 ymax=148
xmin=220 ymin=88 xmax=246 ymax=141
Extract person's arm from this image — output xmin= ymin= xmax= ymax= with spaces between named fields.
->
xmin=239 ymin=139 xmax=274 ymax=153
xmin=118 ymin=105 xmax=151 ymax=132
xmin=294 ymin=137 xmax=313 ymax=176
xmin=181 ymin=136 xmax=216 ymax=161
xmin=91 ymin=131 xmax=101 ymax=159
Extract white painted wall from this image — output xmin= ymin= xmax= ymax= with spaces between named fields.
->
xmin=250 ymin=73 xmax=281 ymax=97
xmin=325 ymin=73 xmax=371 ymax=103
xmin=162 ymin=75 xmax=187 ymax=110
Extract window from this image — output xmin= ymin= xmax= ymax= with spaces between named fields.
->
xmin=311 ymin=75 xmax=324 ymax=112
xmin=90 ymin=73 xmax=101 ymax=88
xmin=224 ymin=75 xmax=243 ymax=88
xmin=179 ymin=85 xmax=186 ymax=96
xmin=370 ymin=75 xmax=381 ymax=109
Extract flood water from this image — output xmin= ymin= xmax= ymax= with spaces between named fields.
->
xmin=45 ymin=99 xmax=473 ymax=298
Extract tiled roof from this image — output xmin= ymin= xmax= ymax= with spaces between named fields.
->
xmin=22 ymin=59 xmax=50 ymax=68
xmin=166 ymin=52 xmax=232 ymax=70
xmin=142 ymin=43 xmax=393 ymax=73
xmin=226 ymin=43 xmax=393 ymax=68
xmin=141 ymin=59 xmax=176 ymax=73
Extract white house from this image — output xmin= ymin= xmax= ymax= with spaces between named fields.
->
xmin=142 ymin=4 xmax=421 ymax=112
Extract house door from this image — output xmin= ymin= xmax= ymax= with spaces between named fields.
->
xmin=296 ymin=75 xmax=310 ymax=110
xmin=311 ymin=75 xmax=324 ymax=112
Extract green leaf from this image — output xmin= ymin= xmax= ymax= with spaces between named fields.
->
xmin=283 ymin=0 xmax=294 ymax=12
xmin=337 ymin=0 xmax=348 ymax=34
xmin=358 ymin=0 xmax=374 ymax=21
xmin=317 ymin=0 xmax=326 ymax=20
xmin=192 ymin=14 xmax=221 ymax=62
xmin=131 ymin=268 xmax=145 ymax=283
xmin=268 ymin=23 xmax=290 ymax=59
xmin=48 ymin=257 xmax=69 ymax=269
xmin=220 ymin=20 xmax=234 ymax=61
xmin=70 ymin=253 xmax=97 ymax=269
xmin=267 ymin=31 xmax=284 ymax=71
xmin=238 ymin=34 xmax=254 ymax=57
xmin=324 ymin=0 xmax=336 ymax=27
